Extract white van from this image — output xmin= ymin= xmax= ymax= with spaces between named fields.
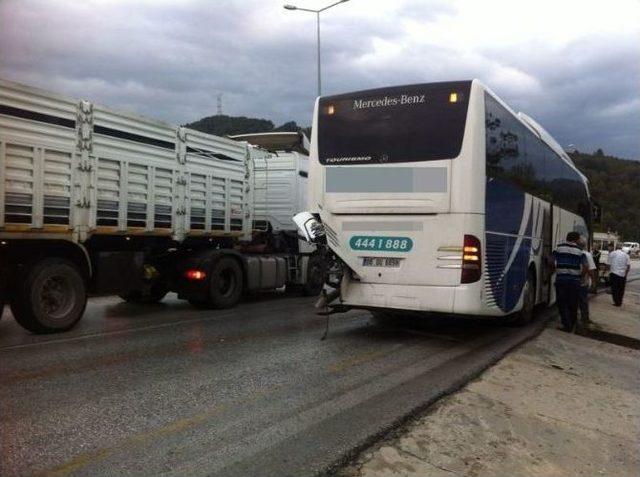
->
xmin=622 ymin=242 xmax=639 ymax=256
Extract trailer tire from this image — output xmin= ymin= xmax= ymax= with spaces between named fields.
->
xmin=208 ymin=256 xmax=243 ymax=309
xmin=302 ymin=254 xmax=325 ymax=296
xmin=10 ymin=258 xmax=87 ymax=334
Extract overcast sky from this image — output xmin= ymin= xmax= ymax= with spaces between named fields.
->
xmin=1 ymin=0 xmax=639 ymax=158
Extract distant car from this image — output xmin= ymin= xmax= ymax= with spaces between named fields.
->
xmin=622 ymin=242 xmax=639 ymax=256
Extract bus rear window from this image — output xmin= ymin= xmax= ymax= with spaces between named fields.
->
xmin=318 ymin=81 xmax=471 ymax=165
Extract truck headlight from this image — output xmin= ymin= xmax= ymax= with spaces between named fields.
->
xmin=293 ymin=211 xmax=325 ymax=243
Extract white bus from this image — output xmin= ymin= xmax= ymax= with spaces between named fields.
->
xmin=298 ymin=80 xmax=591 ymax=322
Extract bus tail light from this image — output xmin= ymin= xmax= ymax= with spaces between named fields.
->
xmin=461 ymin=235 xmax=481 ymax=284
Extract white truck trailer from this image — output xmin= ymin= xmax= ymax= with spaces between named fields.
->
xmin=230 ymin=131 xmax=310 ymax=233
xmin=0 ymin=79 xmax=322 ymax=333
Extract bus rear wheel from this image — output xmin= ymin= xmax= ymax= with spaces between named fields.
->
xmin=512 ymin=271 xmax=536 ymax=326
xmin=10 ymin=258 xmax=87 ymax=333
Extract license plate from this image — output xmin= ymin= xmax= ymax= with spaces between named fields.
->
xmin=363 ymin=257 xmax=401 ymax=268
xmin=350 ymin=236 xmax=413 ymax=252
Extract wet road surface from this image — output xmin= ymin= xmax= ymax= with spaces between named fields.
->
xmin=0 ymin=292 xmax=548 ymax=477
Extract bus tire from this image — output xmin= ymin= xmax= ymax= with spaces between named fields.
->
xmin=208 ymin=256 xmax=243 ymax=309
xmin=512 ymin=271 xmax=536 ymax=326
xmin=10 ymin=258 xmax=87 ymax=334
xmin=301 ymin=254 xmax=325 ymax=296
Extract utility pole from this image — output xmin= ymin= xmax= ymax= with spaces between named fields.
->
xmin=284 ymin=0 xmax=350 ymax=97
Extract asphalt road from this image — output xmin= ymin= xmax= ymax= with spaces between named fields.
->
xmin=0 ymin=291 xmax=551 ymax=477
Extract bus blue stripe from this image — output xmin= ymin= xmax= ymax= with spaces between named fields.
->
xmin=485 ymin=178 xmax=532 ymax=312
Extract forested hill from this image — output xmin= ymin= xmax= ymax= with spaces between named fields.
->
xmin=570 ymin=150 xmax=640 ymax=240
xmin=184 ymin=114 xmax=309 ymax=138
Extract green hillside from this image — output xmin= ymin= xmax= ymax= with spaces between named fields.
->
xmin=570 ymin=150 xmax=640 ymax=240
xmin=184 ymin=114 xmax=308 ymax=137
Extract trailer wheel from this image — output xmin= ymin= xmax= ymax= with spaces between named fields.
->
xmin=302 ymin=254 xmax=325 ymax=296
xmin=208 ymin=256 xmax=243 ymax=309
xmin=10 ymin=258 xmax=87 ymax=333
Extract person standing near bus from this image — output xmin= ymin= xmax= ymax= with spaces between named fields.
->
xmin=591 ymin=245 xmax=601 ymax=291
xmin=552 ymin=232 xmax=589 ymax=332
xmin=608 ymin=243 xmax=631 ymax=306
xmin=592 ymin=246 xmax=601 ymax=268
xmin=577 ymin=238 xmax=597 ymax=324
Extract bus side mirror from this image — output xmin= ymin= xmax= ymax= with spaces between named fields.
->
xmin=293 ymin=212 xmax=325 ymax=243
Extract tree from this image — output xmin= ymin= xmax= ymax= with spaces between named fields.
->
xmin=274 ymin=121 xmax=301 ymax=132
xmin=184 ymin=115 xmax=274 ymax=136
xmin=185 ymin=115 xmax=311 ymax=138
xmin=570 ymin=150 xmax=640 ymax=240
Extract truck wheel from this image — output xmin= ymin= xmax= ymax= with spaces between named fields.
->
xmin=302 ymin=254 xmax=325 ymax=296
xmin=512 ymin=271 xmax=536 ymax=326
xmin=119 ymin=282 xmax=169 ymax=304
xmin=208 ymin=256 xmax=243 ymax=309
xmin=10 ymin=258 xmax=87 ymax=333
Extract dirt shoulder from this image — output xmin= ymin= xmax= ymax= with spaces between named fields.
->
xmin=339 ymin=281 xmax=640 ymax=477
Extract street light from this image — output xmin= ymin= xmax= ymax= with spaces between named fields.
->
xmin=283 ymin=0 xmax=350 ymax=97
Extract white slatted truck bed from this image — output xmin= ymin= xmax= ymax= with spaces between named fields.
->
xmin=0 ymin=79 xmax=322 ymax=333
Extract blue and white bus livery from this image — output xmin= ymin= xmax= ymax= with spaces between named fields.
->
xmin=296 ymin=80 xmax=591 ymax=322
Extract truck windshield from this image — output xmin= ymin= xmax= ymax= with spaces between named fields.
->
xmin=318 ymin=81 xmax=471 ymax=165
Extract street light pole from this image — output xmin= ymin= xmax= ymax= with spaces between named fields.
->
xmin=284 ymin=0 xmax=350 ymax=97
xmin=316 ymin=11 xmax=321 ymax=98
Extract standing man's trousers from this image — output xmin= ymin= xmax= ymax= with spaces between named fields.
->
xmin=555 ymin=282 xmax=580 ymax=331
xmin=609 ymin=273 xmax=627 ymax=306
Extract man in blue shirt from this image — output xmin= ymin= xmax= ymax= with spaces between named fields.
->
xmin=552 ymin=231 xmax=589 ymax=332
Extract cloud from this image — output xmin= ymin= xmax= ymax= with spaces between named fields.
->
xmin=0 ymin=0 xmax=638 ymax=158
